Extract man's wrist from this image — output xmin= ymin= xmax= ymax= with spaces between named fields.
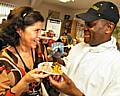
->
xmin=70 ymin=87 xmax=83 ymax=96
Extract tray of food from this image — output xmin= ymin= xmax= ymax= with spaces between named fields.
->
xmin=38 ymin=62 xmax=66 ymax=75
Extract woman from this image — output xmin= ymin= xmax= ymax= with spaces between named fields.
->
xmin=0 ymin=6 xmax=50 ymax=96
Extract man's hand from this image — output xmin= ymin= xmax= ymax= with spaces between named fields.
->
xmin=49 ymin=73 xmax=83 ymax=96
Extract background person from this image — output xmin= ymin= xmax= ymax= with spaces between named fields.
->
xmin=49 ymin=1 xmax=120 ymax=96
xmin=47 ymin=30 xmax=56 ymax=47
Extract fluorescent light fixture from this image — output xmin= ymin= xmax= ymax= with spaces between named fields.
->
xmin=59 ymin=0 xmax=74 ymax=3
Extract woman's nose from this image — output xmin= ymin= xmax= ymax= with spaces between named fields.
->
xmin=37 ymin=31 xmax=41 ymax=37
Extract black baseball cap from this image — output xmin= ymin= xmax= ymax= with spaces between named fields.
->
xmin=76 ymin=1 xmax=119 ymax=24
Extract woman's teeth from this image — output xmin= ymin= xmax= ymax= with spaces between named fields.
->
xmin=38 ymin=36 xmax=52 ymax=40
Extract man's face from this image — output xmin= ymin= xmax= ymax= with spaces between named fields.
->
xmin=50 ymin=32 xmax=55 ymax=37
xmin=84 ymin=19 xmax=109 ymax=46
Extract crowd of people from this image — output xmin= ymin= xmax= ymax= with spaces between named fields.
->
xmin=0 ymin=1 xmax=120 ymax=96
xmin=40 ymin=29 xmax=79 ymax=61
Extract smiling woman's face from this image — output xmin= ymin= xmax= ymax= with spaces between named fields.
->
xmin=19 ymin=21 xmax=43 ymax=49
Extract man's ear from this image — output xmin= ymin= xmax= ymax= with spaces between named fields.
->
xmin=105 ymin=23 xmax=114 ymax=34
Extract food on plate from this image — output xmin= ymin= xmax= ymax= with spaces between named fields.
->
xmin=40 ymin=63 xmax=52 ymax=73
xmin=39 ymin=62 xmax=63 ymax=75
xmin=52 ymin=62 xmax=63 ymax=74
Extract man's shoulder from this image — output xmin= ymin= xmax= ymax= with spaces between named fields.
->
xmin=113 ymin=49 xmax=120 ymax=57
xmin=69 ymin=42 xmax=89 ymax=53
xmin=74 ymin=42 xmax=89 ymax=48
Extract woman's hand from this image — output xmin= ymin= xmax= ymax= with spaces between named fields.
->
xmin=49 ymin=73 xmax=83 ymax=96
xmin=23 ymin=68 xmax=50 ymax=83
xmin=11 ymin=68 xmax=50 ymax=95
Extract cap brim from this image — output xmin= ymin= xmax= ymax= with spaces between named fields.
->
xmin=76 ymin=12 xmax=100 ymax=22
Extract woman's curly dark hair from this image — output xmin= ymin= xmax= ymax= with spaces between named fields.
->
xmin=0 ymin=6 xmax=44 ymax=46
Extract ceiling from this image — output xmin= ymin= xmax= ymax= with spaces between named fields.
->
xmin=40 ymin=0 xmax=120 ymax=10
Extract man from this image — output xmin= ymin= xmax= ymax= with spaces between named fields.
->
xmin=47 ymin=30 xmax=55 ymax=47
xmin=49 ymin=1 xmax=120 ymax=96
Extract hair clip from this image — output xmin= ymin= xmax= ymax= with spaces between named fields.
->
xmin=22 ymin=13 xmax=27 ymax=18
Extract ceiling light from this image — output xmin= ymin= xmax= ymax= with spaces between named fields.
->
xmin=59 ymin=0 xmax=74 ymax=3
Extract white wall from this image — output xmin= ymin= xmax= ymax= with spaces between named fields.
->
xmin=32 ymin=2 xmax=76 ymax=20
xmin=31 ymin=2 xmax=78 ymax=30
xmin=0 ymin=0 xmax=77 ymax=29
xmin=0 ymin=0 xmax=77 ymax=20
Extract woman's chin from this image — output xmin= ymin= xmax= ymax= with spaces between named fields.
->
xmin=31 ymin=44 xmax=37 ymax=49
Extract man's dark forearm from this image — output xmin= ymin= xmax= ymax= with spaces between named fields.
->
xmin=70 ymin=87 xmax=84 ymax=96
xmin=57 ymin=58 xmax=66 ymax=66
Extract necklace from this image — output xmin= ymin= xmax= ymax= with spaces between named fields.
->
xmin=14 ymin=46 xmax=34 ymax=72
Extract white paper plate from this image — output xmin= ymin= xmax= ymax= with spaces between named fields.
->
xmin=38 ymin=62 xmax=66 ymax=75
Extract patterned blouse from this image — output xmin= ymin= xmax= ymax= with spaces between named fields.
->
xmin=0 ymin=47 xmax=26 ymax=96
xmin=0 ymin=45 xmax=59 ymax=96
xmin=0 ymin=45 xmax=46 ymax=96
